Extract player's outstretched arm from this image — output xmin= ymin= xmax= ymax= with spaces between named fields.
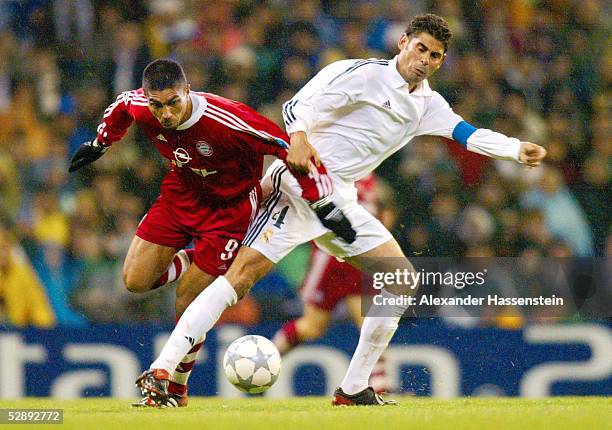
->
xmin=518 ymin=141 xmax=547 ymax=167
xmin=68 ymin=91 xmax=137 ymax=172
xmin=418 ymin=93 xmax=548 ymax=167
xmin=68 ymin=138 xmax=109 ymax=172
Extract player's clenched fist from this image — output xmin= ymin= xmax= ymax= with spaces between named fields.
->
xmin=519 ymin=142 xmax=547 ymax=167
xmin=287 ymin=131 xmax=321 ymax=174
xmin=68 ymin=139 xmax=109 ymax=172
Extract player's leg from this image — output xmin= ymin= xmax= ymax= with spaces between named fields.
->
xmin=136 ymin=263 xmax=215 ymax=408
xmin=127 ymin=198 xmax=201 ymax=407
xmin=146 ymin=245 xmax=275 ymax=374
xmin=273 ymin=304 xmax=332 ymax=355
xmin=135 ymin=185 xmax=261 ymax=406
xmin=161 ymin=189 xmax=266 ymax=406
xmin=122 ymin=236 xmax=180 ymax=292
xmin=296 ymin=305 xmax=332 ymax=341
xmin=332 ymin=238 xmax=414 ymax=404
xmin=174 ymin=260 xmax=216 ymax=318
xmin=275 ymin=249 xmax=366 ymax=354
xmin=167 ymin=263 xmax=217 ymax=404
xmin=274 ymin=247 xmax=334 ymax=354
xmin=169 ymin=228 xmax=252 ymax=401
xmin=143 ymin=162 xmax=324 ymax=386
xmin=126 ymin=241 xmax=202 ymax=407
xmin=136 ymin=245 xmax=276 ymax=406
xmin=346 ymin=295 xmax=389 ymax=394
xmin=124 ymin=197 xmax=194 ymax=293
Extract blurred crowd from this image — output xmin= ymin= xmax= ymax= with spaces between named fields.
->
xmin=0 ymin=0 xmax=609 ymax=328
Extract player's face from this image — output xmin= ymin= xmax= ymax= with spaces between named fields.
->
xmin=396 ymin=32 xmax=446 ymax=88
xmin=146 ymin=85 xmax=191 ymax=129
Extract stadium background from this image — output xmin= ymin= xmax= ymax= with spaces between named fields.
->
xmin=0 ymin=0 xmax=609 ymax=398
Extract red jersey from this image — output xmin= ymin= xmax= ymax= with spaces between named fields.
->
xmin=97 ymin=89 xmax=290 ymax=207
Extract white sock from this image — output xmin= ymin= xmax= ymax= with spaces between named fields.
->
xmin=340 ymin=289 xmax=407 ymax=395
xmin=151 ymin=276 xmax=237 ymax=373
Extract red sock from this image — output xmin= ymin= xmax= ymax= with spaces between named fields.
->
xmin=273 ymin=320 xmax=301 ymax=355
xmin=170 ymin=341 xmax=203 ymax=393
xmin=152 ymin=249 xmax=195 ymax=289
xmin=168 ymin=381 xmax=187 ymax=396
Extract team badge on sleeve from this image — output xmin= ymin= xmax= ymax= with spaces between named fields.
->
xmin=196 ymin=141 xmax=213 ymax=156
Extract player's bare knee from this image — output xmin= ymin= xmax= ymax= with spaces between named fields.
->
xmin=123 ymin=269 xmax=152 ymax=293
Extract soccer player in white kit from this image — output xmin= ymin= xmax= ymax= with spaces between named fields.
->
xmin=138 ymin=14 xmax=547 ymax=406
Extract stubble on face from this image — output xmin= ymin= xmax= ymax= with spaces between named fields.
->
xmin=396 ymin=32 xmax=446 ymax=90
xmin=146 ymin=85 xmax=191 ymax=129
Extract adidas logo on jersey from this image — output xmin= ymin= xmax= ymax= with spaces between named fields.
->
xmin=157 ymin=134 xmax=168 ymax=142
xmin=382 ymin=100 xmax=391 ymax=109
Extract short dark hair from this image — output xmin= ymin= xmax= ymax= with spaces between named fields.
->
xmin=405 ymin=14 xmax=452 ymax=52
xmin=142 ymin=59 xmax=187 ymax=91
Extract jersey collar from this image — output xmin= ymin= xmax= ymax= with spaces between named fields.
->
xmin=388 ymin=56 xmax=433 ymax=96
xmin=176 ymin=93 xmax=207 ymax=130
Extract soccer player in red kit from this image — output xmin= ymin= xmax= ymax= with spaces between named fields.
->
xmin=68 ymin=59 xmax=356 ymax=407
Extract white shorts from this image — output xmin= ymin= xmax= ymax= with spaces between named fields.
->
xmin=243 ymin=160 xmax=393 ymax=263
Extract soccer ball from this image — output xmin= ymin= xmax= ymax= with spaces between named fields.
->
xmin=223 ymin=335 xmax=281 ymax=394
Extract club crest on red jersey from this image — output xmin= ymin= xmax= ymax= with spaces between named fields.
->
xmin=196 ymin=141 xmax=213 ymax=156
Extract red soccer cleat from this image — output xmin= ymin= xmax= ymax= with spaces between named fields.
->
xmin=135 ymin=369 xmax=176 ymax=407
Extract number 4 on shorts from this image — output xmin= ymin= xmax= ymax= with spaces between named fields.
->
xmin=272 ymin=206 xmax=289 ymax=229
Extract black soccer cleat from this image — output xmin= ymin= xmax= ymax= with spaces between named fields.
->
xmin=331 ymin=386 xmax=398 ymax=406
xmin=135 ymin=369 xmax=177 ymax=407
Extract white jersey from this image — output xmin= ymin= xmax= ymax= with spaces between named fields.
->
xmin=282 ymin=56 xmax=521 ymax=182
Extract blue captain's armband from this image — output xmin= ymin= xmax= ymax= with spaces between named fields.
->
xmin=452 ymin=121 xmax=477 ymax=146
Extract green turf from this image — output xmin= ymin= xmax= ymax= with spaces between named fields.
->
xmin=0 ymin=397 xmax=610 ymax=430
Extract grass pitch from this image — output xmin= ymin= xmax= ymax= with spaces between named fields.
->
xmin=0 ymin=397 xmax=609 ymax=430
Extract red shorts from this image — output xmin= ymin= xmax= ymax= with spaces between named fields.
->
xmin=300 ymin=247 xmax=365 ymax=311
xmin=136 ymin=188 xmax=259 ymax=276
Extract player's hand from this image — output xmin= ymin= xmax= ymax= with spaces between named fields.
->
xmin=310 ymin=197 xmax=356 ymax=244
xmin=519 ymin=142 xmax=547 ymax=167
xmin=288 ymin=131 xmax=321 ymax=175
xmin=69 ymin=139 xmax=109 ymax=172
